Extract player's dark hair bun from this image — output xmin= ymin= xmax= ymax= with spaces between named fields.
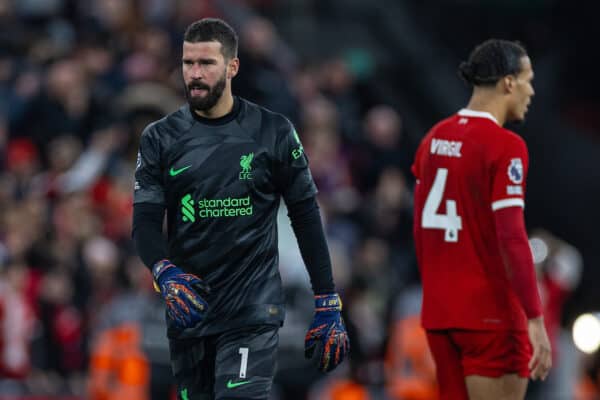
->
xmin=458 ymin=39 xmax=527 ymax=87
xmin=458 ymin=61 xmax=475 ymax=84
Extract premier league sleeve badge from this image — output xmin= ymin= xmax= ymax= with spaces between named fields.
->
xmin=507 ymin=158 xmax=524 ymax=184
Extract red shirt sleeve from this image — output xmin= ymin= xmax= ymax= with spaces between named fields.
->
xmin=494 ymin=198 xmax=543 ymax=319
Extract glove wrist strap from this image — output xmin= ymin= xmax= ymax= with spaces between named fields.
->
xmin=152 ymin=259 xmax=175 ymax=282
xmin=314 ymin=293 xmax=342 ymax=312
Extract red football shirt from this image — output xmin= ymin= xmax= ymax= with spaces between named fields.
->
xmin=412 ymin=109 xmax=529 ymax=331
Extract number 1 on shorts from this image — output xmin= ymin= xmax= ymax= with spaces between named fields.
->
xmin=239 ymin=347 xmax=249 ymax=378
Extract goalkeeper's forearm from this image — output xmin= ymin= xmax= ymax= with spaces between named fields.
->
xmin=288 ymin=196 xmax=335 ymax=294
xmin=132 ymin=202 xmax=169 ymax=269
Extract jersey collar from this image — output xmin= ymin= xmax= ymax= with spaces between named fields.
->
xmin=189 ymin=96 xmax=241 ymax=126
xmin=457 ymin=109 xmax=499 ymax=125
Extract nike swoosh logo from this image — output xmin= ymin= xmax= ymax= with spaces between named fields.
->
xmin=226 ymin=379 xmax=250 ymax=389
xmin=169 ymin=165 xmax=192 ymax=176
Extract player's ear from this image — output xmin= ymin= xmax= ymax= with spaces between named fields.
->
xmin=502 ymin=75 xmax=515 ymax=94
xmin=227 ymin=57 xmax=239 ymax=79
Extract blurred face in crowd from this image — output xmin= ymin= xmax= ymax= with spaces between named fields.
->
xmin=364 ymin=105 xmax=402 ymax=148
xmin=242 ymin=17 xmax=275 ymax=58
xmin=504 ymin=56 xmax=535 ymax=123
xmin=47 ymin=59 xmax=86 ymax=101
xmin=182 ymin=40 xmax=239 ymax=112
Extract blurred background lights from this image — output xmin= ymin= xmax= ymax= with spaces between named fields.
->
xmin=573 ymin=313 xmax=600 ymax=354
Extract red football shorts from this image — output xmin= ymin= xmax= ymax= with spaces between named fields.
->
xmin=426 ymin=329 xmax=531 ymax=399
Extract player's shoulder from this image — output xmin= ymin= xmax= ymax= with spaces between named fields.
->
xmin=141 ymin=105 xmax=194 ymax=140
xmin=241 ymin=98 xmax=292 ymax=128
xmin=428 ymin=114 xmax=459 ymax=136
xmin=498 ymin=126 xmax=527 ymax=148
xmin=479 ymin=124 xmax=527 ymax=158
xmin=238 ymin=98 xmax=294 ymax=146
xmin=419 ymin=114 xmax=460 ymax=146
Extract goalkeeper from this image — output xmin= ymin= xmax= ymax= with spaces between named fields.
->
xmin=132 ymin=18 xmax=348 ymax=400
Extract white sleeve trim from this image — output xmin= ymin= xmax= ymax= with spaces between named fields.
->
xmin=491 ymin=198 xmax=525 ymax=211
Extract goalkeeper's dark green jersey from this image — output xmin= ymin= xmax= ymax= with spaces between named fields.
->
xmin=133 ymin=98 xmax=317 ymax=338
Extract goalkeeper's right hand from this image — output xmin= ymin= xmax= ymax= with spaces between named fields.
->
xmin=152 ymin=259 xmax=210 ymax=331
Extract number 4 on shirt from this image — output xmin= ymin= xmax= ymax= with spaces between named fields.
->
xmin=421 ymin=168 xmax=462 ymax=242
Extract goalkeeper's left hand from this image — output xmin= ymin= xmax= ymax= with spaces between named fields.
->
xmin=304 ymin=293 xmax=350 ymax=372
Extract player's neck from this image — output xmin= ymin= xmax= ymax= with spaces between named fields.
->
xmin=194 ymin=91 xmax=235 ymax=119
xmin=466 ymin=94 xmax=507 ymax=126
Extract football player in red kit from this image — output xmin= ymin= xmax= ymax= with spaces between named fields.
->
xmin=412 ymin=39 xmax=552 ymax=400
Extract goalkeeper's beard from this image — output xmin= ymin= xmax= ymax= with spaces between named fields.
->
xmin=185 ymin=72 xmax=227 ymax=112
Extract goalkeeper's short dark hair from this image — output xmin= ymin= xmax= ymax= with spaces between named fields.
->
xmin=184 ymin=18 xmax=238 ymax=60
xmin=458 ymin=39 xmax=528 ymax=87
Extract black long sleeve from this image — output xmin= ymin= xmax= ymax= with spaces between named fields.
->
xmin=287 ymin=196 xmax=335 ymax=294
xmin=132 ymin=202 xmax=168 ymax=269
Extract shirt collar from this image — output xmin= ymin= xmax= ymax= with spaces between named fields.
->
xmin=457 ymin=108 xmax=499 ymax=125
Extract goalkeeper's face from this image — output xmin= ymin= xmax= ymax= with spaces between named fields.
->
xmin=182 ymin=41 xmax=238 ymax=112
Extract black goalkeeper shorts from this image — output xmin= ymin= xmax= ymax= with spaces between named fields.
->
xmin=169 ymin=325 xmax=279 ymax=400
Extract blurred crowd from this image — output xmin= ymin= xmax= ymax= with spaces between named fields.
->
xmin=0 ymin=0 xmax=598 ymax=399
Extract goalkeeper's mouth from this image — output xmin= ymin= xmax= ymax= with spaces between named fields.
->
xmin=188 ymin=84 xmax=210 ymax=97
